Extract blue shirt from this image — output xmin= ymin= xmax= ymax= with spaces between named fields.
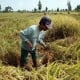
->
xmin=20 ymin=25 xmax=46 ymax=51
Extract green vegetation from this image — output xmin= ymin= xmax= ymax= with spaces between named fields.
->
xmin=0 ymin=12 xmax=80 ymax=80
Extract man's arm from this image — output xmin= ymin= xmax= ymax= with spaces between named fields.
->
xmin=38 ymin=31 xmax=46 ymax=48
xmin=20 ymin=28 xmax=33 ymax=48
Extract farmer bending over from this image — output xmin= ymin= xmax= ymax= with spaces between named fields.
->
xmin=20 ymin=16 xmax=52 ymax=69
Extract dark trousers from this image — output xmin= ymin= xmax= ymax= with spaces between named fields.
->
xmin=20 ymin=48 xmax=37 ymax=67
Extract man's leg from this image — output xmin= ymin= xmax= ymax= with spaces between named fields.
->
xmin=20 ymin=48 xmax=28 ymax=67
xmin=30 ymin=51 xmax=37 ymax=68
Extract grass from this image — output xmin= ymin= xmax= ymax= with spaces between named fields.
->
xmin=0 ymin=62 xmax=80 ymax=80
xmin=0 ymin=12 xmax=80 ymax=80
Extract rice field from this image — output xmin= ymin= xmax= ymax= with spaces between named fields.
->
xmin=0 ymin=12 xmax=80 ymax=80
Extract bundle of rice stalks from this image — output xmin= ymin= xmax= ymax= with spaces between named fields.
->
xmin=42 ymin=37 xmax=80 ymax=65
xmin=44 ymin=15 xmax=80 ymax=42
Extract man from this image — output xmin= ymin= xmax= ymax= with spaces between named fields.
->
xmin=20 ymin=16 xmax=51 ymax=69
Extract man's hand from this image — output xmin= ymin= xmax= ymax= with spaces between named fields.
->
xmin=27 ymin=40 xmax=32 ymax=48
xmin=44 ymin=45 xmax=50 ymax=50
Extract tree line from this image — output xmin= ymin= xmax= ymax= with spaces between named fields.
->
xmin=0 ymin=0 xmax=80 ymax=13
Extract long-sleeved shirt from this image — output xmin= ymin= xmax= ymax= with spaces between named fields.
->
xmin=20 ymin=25 xmax=46 ymax=51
